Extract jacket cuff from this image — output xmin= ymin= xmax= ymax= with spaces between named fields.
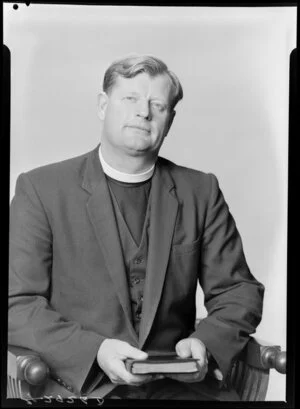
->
xmin=50 ymin=333 xmax=106 ymax=396
xmin=81 ymin=358 xmax=105 ymax=396
xmin=189 ymin=319 xmax=248 ymax=387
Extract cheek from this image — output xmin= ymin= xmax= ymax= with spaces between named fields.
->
xmin=118 ymin=106 xmax=134 ymax=124
xmin=106 ymin=106 xmax=127 ymax=129
xmin=153 ymin=119 xmax=169 ymax=136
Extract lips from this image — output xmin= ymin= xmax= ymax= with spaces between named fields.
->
xmin=127 ymin=125 xmax=151 ymax=133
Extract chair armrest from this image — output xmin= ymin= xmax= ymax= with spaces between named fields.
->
xmin=8 ymin=345 xmax=50 ymax=385
xmin=195 ymin=319 xmax=286 ymax=374
xmin=239 ymin=337 xmax=286 ymax=374
xmin=230 ymin=336 xmax=286 ymax=401
xmin=8 ymin=345 xmax=85 ymax=400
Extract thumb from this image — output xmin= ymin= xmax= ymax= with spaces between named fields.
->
xmin=190 ymin=338 xmax=207 ymax=366
xmin=121 ymin=343 xmax=148 ymax=360
xmin=175 ymin=339 xmax=192 ymax=358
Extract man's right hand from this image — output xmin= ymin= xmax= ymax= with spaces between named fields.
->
xmin=97 ymin=339 xmax=163 ymax=386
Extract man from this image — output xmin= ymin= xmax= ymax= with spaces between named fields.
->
xmin=9 ymin=54 xmax=264 ymax=400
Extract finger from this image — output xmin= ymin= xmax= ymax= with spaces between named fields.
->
xmin=175 ymin=339 xmax=192 ymax=358
xmin=195 ymin=357 xmax=208 ymax=378
xmin=131 ymin=374 xmax=158 ymax=386
xmin=126 ymin=374 xmax=154 ymax=386
xmin=109 ymin=377 xmax=127 ymax=385
xmin=114 ymin=361 xmax=152 ymax=385
xmin=110 ymin=375 xmax=149 ymax=386
xmin=212 ymin=368 xmax=223 ymax=381
xmin=173 ymin=366 xmax=208 ymax=383
xmin=151 ymin=374 xmax=165 ymax=381
xmin=190 ymin=339 xmax=207 ymax=367
xmin=119 ymin=343 xmax=148 ymax=360
xmin=197 ymin=365 xmax=208 ymax=382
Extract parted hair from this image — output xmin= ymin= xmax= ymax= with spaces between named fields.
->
xmin=103 ymin=54 xmax=183 ymax=110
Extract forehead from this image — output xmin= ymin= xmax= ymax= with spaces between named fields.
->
xmin=112 ymin=73 xmax=173 ymax=99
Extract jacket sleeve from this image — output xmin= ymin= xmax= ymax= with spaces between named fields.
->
xmin=9 ymin=173 xmax=106 ymax=396
xmin=189 ymin=173 xmax=265 ymax=385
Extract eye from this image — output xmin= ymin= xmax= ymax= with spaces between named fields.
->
xmin=125 ymin=96 xmax=138 ymax=102
xmin=151 ymin=102 xmax=165 ymax=113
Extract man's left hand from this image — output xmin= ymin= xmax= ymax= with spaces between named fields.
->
xmin=167 ymin=338 xmax=208 ymax=383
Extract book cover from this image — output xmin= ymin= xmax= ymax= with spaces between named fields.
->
xmin=125 ymin=352 xmax=199 ymax=375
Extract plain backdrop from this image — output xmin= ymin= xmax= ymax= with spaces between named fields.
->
xmin=4 ymin=4 xmax=296 ymax=401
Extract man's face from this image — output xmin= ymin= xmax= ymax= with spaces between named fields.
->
xmin=98 ymin=72 xmax=175 ymax=157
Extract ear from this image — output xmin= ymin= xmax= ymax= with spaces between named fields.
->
xmin=97 ymin=92 xmax=109 ymax=120
xmin=164 ymin=109 xmax=176 ymax=138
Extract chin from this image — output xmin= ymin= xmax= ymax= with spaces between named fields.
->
xmin=127 ymin=138 xmax=153 ymax=151
xmin=129 ymin=146 xmax=152 ymax=154
xmin=125 ymin=143 xmax=153 ymax=155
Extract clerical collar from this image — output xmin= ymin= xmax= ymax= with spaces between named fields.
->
xmin=99 ymin=146 xmax=155 ymax=183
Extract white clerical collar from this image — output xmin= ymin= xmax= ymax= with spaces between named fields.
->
xmin=99 ymin=146 xmax=155 ymax=183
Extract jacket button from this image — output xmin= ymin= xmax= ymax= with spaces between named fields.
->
xmin=134 ymin=257 xmax=143 ymax=264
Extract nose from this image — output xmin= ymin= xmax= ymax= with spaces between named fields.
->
xmin=137 ymin=99 xmax=151 ymax=120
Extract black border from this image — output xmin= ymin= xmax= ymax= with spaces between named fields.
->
xmin=2 ymin=1 xmax=299 ymax=7
xmin=2 ymin=2 xmax=298 ymax=408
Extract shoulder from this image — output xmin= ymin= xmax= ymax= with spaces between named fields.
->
xmin=19 ymin=149 xmax=92 ymax=189
xmin=158 ymin=156 xmax=219 ymax=196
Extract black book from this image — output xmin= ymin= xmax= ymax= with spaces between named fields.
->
xmin=125 ymin=352 xmax=199 ymax=375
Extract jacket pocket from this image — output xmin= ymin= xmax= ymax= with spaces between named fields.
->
xmin=171 ymin=236 xmax=201 ymax=255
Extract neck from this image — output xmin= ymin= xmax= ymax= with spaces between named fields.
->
xmin=100 ymin=141 xmax=157 ymax=174
xmin=99 ymin=145 xmax=156 ymax=183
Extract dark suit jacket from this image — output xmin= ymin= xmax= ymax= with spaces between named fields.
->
xmin=9 ymin=145 xmax=264 ymax=396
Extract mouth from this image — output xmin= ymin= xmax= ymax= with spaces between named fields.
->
xmin=126 ymin=125 xmax=151 ymax=133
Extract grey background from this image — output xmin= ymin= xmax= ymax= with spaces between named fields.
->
xmin=4 ymin=4 xmax=296 ymax=400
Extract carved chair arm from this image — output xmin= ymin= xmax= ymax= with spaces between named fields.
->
xmin=7 ymin=345 xmax=50 ymax=399
xmin=239 ymin=337 xmax=286 ymax=374
xmin=261 ymin=346 xmax=286 ymax=374
xmin=8 ymin=345 xmax=50 ymax=385
xmin=230 ymin=337 xmax=286 ymax=401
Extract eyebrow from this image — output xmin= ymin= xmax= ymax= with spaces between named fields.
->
xmin=123 ymin=92 xmax=169 ymax=108
xmin=125 ymin=92 xmax=140 ymax=96
xmin=125 ymin=91 xmax=165 ymax=100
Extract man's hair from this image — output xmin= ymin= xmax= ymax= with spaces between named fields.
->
xmin=103 ymin=54 xmax=183 ymax=110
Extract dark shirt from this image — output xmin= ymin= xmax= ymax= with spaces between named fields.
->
xmin=106 ymin=176 xmax=152 ymax=246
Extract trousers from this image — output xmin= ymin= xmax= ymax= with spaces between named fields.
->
xmin=105 ymin=377 xmax=240 ymax=401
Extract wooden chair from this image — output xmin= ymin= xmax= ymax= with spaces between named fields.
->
xmin=7 ymin=336 xmax=286 ymax=402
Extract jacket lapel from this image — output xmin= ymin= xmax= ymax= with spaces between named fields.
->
xmin=82 ymin=146 xmax=138 ymax=344
xmin=139 ymin=159 xmax=179 ymax=349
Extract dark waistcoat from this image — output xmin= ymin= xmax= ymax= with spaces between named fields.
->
xmin=106 ymin=177 xmax=152 ymax=336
